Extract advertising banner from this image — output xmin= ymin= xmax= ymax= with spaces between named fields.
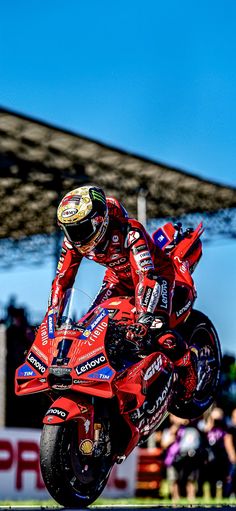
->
xmin=0 ymin=427 xmax=137 ymax=500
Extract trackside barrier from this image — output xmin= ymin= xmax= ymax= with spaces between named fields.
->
xmin=0 ymin=325 xmax=6 ymax=427
xmin=136 ymin=447 xmax=164 ymax=497
xmin=0 ymin=428 xmax=137 ymax=499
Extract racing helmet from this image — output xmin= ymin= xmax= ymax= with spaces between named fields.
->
xmin=57 ymin=185 xmax=109 ymax=254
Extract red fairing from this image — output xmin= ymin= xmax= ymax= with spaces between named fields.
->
xmin=50 ymin=197 xmax=175 ymax=320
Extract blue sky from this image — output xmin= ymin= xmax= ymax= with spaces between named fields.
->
xmin=1 ymin=0 xmax=236 ymax=352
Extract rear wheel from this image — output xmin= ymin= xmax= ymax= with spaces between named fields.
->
xmin=169 ymin=309 xmax=222 ymax=419
xmin=40 ymin=420 xmax=114 ymax=507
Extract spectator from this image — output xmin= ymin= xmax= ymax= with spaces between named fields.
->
xmin=6 ymin=303 xmax=48 ymax=428
xmin=161 ymin=414 xmax=204 ymax=500
xmin=224 ymin=408 xmax=236 ymax=497
xmin=200 ymin=407 xmax=230 ymax=498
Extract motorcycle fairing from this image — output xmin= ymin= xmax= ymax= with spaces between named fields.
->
xmin=43 ymin=395 xmax=93 ymax=424
xmin=114 ymin=351 xmax=175 ymax=457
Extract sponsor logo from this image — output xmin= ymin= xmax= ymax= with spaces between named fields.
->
xmin=77 ymin=346 xmax=102 ymax=362
xmin=160 ymin=280 xmax=168 ymax=309
xmin=108 ymin=257 xmax=127 ymax=267
xmin=176 ymin=300 xmax=192 ymax=317
xmin=84 ymin=419 xmax=91 ymax=434
xmin=89 ymin=366 xmax=114 ymax=380
xmin=79 ymin=439 xmax=93 ymax=454
xmin=61 ymin=208 xmax=78 ymax=218
xmin=142 ymin=287 xmax=153 ymax=307
xmin=80 ymin=310 xmax=108 ymax=342
xmin=40 ymin=321 xmax=48 ymax=345
xmin=76 ymin=353 xmax=107 ymax=376
xmin=136 ymin=251 xmax=150 ymax=262
xmin=146 ymin=376 xmax=172 ymax=414
xmin=132 ymin=244 xmax=147 ymax=254
xmin=174 ymin=255 xmax=189 ymax=274
xmin=102 ymin=288 xmax=113 ymax=300
xmin=111 ymin=253 xmax=120 ymax=260
xmin=27 ymin=352 xmax=47 ymax=375
xmin=125 ymin=230 xmax=140 ymax=247
xmin=140 ymin=258 xmax=153 ymax=268
xmin=147 ymin=282 xmax=161 ymax=312
xmin=112 ymin=235 xmax=119 ymax=243
xmin=47 ymin=312 xmax=55 ymax=339
xmin=144 ymin=355 xmax=162 ymax=381
xmin=90 ymin=309 xmax=107 ymax=329
xmin=153 ymin=229 xmax=169 ymax=248
xmin=46 ymin=407 xmax=69 ymax=419
xmin=18 ymin=364 xmax=36 ymax=377
xmin=64 ymin=239 xmax=73 ymax=250
xmin=107 ymin=309 xmax=118 ymax=318
xmin=31 ymin=345 xmax=48 ymax=363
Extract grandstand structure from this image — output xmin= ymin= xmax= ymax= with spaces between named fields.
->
xmin=0 ymin=106 xmax=236 ymax=269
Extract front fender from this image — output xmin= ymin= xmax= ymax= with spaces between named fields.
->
xmin=43 ymin=395 xmax=90 ymax=425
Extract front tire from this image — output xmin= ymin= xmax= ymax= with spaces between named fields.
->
xmin=40 ymin=421 xmax=114 ymax=507
xmin=169 ymin=309 xmax=222 ymax=419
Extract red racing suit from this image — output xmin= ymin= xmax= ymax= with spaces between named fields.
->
xmin=50 ymin=197 xmax=175 ymax=326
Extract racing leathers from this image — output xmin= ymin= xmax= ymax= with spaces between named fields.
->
xmin=50 ymin=196 xmax=196 ymax=395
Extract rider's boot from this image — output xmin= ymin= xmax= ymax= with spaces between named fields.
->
xmin=174 ymin=350 xmax=197 ymax=400
xmin=156 ymin=331 xmax=197 ymax=401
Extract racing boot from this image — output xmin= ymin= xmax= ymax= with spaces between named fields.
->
xmin=156 ymin=330 xmax=197 ymax=401
xmin=174 ymin=350 xmax=197 ymax=401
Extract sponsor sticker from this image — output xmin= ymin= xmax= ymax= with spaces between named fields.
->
xmin=140 ymin=258 xmax=154 ymax=269
xmin=152 ymin=229 xmax=169 ymax=248
xmin=79 ymin=439 xmax=93 ymax=455
xmin=132 ymin=244 xmax=147 ymax=254
xmin=18 ymin=364 xmax=36 ymax=377
xmin=144 ymin=355 xmax=162 ymax=381
xmin=27 ymin=351 xmax=47 ymax=375
xmin=125 ymin=230 xmax=140 ymax=247
xmin=89 ymin=366 xmax=115 ymax=380
xmin=46 ymin=407 xmax=69 ymax=419
xmin=47 ymin=311 xmax=55 ymax=339
xmin=147 ymin=282 xmax=161 ymax=312
xmin=76 ymin=352 xmax=107 ymax=376
xmin=159 ymin=280 xmax=169 ymax=310
xmin=112 ymin=235 xmax=119 ymax=243
xmin=80 ymin=309 xmax=108 ymax=341
xmin=176 ymin=300 xmax=192 ymax=317
xmin=141 ymin=287 xmax=153 ymax=307
xmin=61 ymin=208 xmax=78 ymax=218
xmin=64 ymin=239 xmax=73 ymax=250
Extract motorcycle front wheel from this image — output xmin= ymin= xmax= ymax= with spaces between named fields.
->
xmin=169 ymin=309 xmax=222 ymax=419
xmin=40 ymin=420 xmax=114 ymax=508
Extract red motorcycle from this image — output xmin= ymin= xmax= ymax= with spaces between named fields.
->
xmin=15 ymin=221 xmax=221 ymax=507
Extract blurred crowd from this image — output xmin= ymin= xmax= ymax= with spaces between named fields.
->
xmin=1 ymin=300 xmax=49 ymax=428
xmin=157 ymin=407 xmax=236 ymax=500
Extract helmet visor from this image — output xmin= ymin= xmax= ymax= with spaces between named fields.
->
xmin=62 ymin=219 xmax=95 ymax=245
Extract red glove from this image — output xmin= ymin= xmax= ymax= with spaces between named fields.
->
xmin=126 ymin=322 xmax=148 ymax=341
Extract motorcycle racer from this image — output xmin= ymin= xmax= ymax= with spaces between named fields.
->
xmin=50 ymin=185 xmax=197 ymax=401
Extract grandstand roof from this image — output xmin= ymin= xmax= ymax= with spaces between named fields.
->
xmin=1 ymin=106 xmax=236 ymax=240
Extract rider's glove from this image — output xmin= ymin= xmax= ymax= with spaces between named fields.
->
xmin=126 ymin=322 xmax=148 ymax=342
xmin=126 ymin=312 xmax=154 ymax=341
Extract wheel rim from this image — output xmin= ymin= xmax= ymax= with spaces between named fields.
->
xmin=62 ymin=422 xmax=113 ymax=500
xmin=190 ymin=325 xmax=221 ymax=404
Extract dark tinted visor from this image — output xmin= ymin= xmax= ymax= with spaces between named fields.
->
xmin=63 ymin=220 xmax=95 ymax=244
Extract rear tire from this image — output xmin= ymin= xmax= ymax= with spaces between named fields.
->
xmin=40 ymin=421 xmax=114 ymax=507
xmin=169 ymin=309 xmax=221 ymax=419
